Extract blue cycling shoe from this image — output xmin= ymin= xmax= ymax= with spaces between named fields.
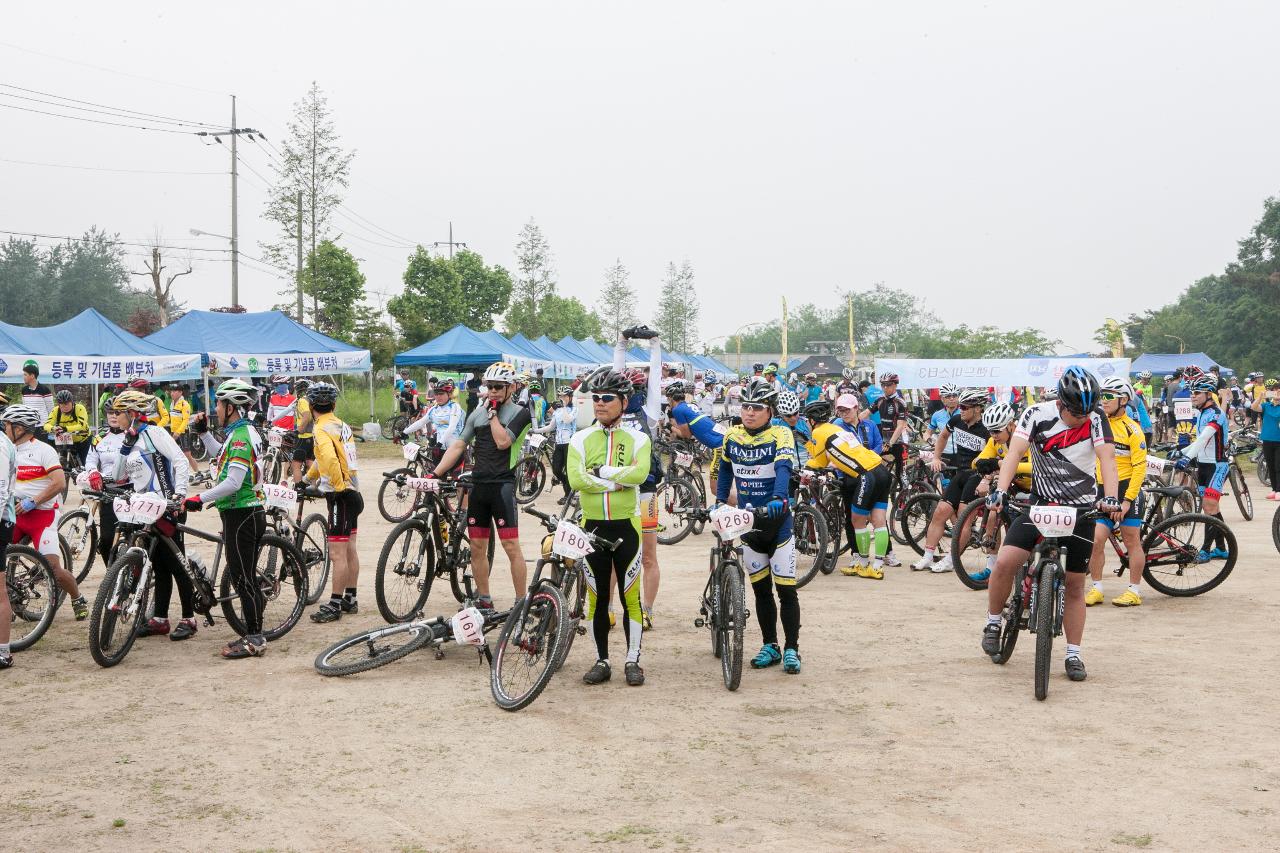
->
xmin=782 ymin=648 xmax=801 ymax=674
xmin=751 ymin=643 xmax=782 ymax=669
xmin=970 ymin=569 xmax=991 ymax=582
xmin=1208 ymin=548 xmax=1231 ymax=560
xmin=1195 ymin=550 xmax=1212 ymax=564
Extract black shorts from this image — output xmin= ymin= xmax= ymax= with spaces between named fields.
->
xmin=849 ymin=465 xmax=892 ymax=516
xmin=325 ymin=489 xmax=364 ymax=541
xmin=467 ymin=481 xmax=518 ymax=541
xmin=943 ymin=468 xmax=980 ymax=510
xmin=1095 ymin=479 xmax=1144 ymax=529
xmin=292 ymin=436 xmax=314 ymax=463
xmin=1003 ymin=509 xmax=1095 ymax=573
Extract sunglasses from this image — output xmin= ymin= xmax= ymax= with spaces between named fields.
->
xmin=591 ymin=393 xmax=619 ymax=403
xmin=741 ymin=402 xmax=769 ymax=412
xmin=1100 ymin=392 xmax=1121 ymax=401
xmin=959 ymin=404 xmax=981 ymax=411
xmin=485 ymin=384 xmax=509 ymax=392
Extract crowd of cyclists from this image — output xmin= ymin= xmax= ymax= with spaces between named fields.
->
xmin=3 ymin=340 xmax=1277 ymax=699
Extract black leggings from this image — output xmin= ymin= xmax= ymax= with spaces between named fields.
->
xmin=221 ymin=507 xmax=267 ymax=636
xmin=552 ymin=442 xmax=569 ymax=497
xmin=752 ymin=574 xmax=800 ymax=651
xmin=583 ymin=519 xmax=642 ymax=664
xmin=97 ymin=500 xmax=118 ymax=563
xmin=152 ymin=523 xmax=194 ymax=620
xmin=1263 ymin=440 xmax=1280 ymax=490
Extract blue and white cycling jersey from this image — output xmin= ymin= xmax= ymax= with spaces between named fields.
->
xmin=930 ymin=407 xmax=957 ymax=456
xmin=406 ymin=401 xmax=464 ymax=447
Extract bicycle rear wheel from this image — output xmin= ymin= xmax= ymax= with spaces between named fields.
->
xmin=792 ymin=505 xmax=829 ymax=589
xmin=491 ymin=586 xmax=568 ymax=711
xmin=219 ymin=535 xmax=308 ymax=640
xmin=514 ymin=457 xmax=546 ymax=505
xmin=1033 ymin=560 xmax=1056 ymax=701
xmin=1229 ymin=464 xmax=1253 ymax=521
xmin=719 ymin=561 xmax=745 ymax=691
xmin=899 ymin=492 xmax=941 ymax=556
xmin=655 ymin=476 xmax=699 ymax=545
xmin=5 ymin=546 xmax=59 ymax=652
xmin=375 ymin=516 xmax=436 ymax=623
xmin=991 ymin=569 xmax=1024 ymax=665
xmin=377 ymin=468 xmax=420 ymax=523
xmin=299 ymin=513 xmax=331 ymax=605
xmin=950 ymin=498 xmax=996 ymax=591
xmin=58 ymin=508 xmax=97 ymax=584
xmin=314 ymin=620 xmax=439 ymax=676
xmin=1142 ymin=512 xmax=1237 ymax=596
xmin=88 ymin=549 xmax=152 ymax=667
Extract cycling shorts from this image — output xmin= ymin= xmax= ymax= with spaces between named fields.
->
xmin=292 ymin=436 xmax=315 ymax=463
xmin=467 ymin=481 xmax=519 ymax=541
xmin=743 ymin=536 xmax=797 ymax=586
xmin=742 ymin=510 xmax=794 ymax=556
xmin=1095 ymin=480 xmax=1144 ymax=529
xmin=325 ymin=490 xmax=363 ymax=541
xmin=1196 ymin=461 xmax=1229 ymax=501
xmin=1003 ymin=509 xmax=1095 ymax=573
xmin=849 ymin=465 xmax=892 ymax=516
xmin=15 ymin=508 xmax=60 ymax=557
xmin=943 ymin=468 xmax=980 ymax=511
xmin=640 ymin=490 xmax=659 ymax=533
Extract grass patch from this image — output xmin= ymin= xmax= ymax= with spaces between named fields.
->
xmin=1111 ymin=833 xmax=1152 ymax=848
xmin=112 ymin=819 xmax=126 ymax=828
xmin=592 ymin=825 xmax=658 ymax=844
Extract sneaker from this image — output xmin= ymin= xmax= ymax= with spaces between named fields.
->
xmin=840 ymin=560 xmax=865 ymax=577
xmin=981 ymin=622 xmax=1002 ymax=657
xmin=136 ymin=617 xmax=170 ymax=638
xmin=1111 ymin=589 xmax=1142 ymax=607
xmin=221 ymin=634 xmax=267 ymax=660
xmin=474 ymin=596 xmax=495 ymax=613
xmin=583 ymin=660 xmax=612 ymax=684
xmin=929 ymin=555 xmax=953 ymax=574
xmin=1085 ymin=587 xmax=1104 ymax=606
xmin=751 ymin=643 xmax=783 ymax=669
xmin=1267 ymin=492 xmax=1280 ymax=501
xmin=782 ymin=648 xmax=801 ymax=674
xmin=1208 ymin=548 xmax=1231 ymax=560
xmin=854 ymin=564 xmax=884 ymax=580
xmin=309 ymin=602 xmax=342 ymax=623
xmin=1065 ymin=655 xmax=1087 ymax=681
xmin=970 ymin=568 xmax=991 ymax=583
xmin=170 ymin=618 xmax=198 ymax=641
xmin=624 ymin=661 xmax=645 ymax=686
xmin=340 ymin=597 xmax=359 ymax=614
xmin=0 ymin=652 xmax=11 ymax=669
xmin=72 ymin=596 xmax=89 ymax=621
xmin=883 ymin=552 xmax=902 ymax=568
xmin=910 ymin=555 xmax=936 ymax=572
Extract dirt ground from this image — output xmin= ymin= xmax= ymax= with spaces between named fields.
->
xmin=7 ymin=446 xmax=1279 ymax=853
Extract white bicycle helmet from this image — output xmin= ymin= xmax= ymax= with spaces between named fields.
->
xmin=483 ymin=362 xmax=517 ymax=384
xmin=776 ymin=389 xmax=801 ymax=416
xmin=982 ymin=402 xmax=1016 ymax=430
xmin=214 ymin=379 xmax=258 ymax=407
xmin=958 ymin=388 xmax=988 ymax=406
xmin=0 ymin=404 xmax=44 ymax=431
xmin=1101 ymin=376 xmax=1133 ymax=400
xmin=939 ymin=383 xmax=960 ymax=397
xmin=841 ymin=367 xmax=856 ymax=381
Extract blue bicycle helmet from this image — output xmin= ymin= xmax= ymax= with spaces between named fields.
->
xmin=1056 ymin=366 xmax=1100 ymax=414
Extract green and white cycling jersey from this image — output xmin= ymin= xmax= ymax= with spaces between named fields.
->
xmin=566 ymin=423 xmax=652 ymax=525
xmin=209 ymin=420 xmax=263 ymax=511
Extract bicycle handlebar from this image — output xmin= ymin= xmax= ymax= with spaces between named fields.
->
xmin=520 ymin=506 xmax=621 ymax=551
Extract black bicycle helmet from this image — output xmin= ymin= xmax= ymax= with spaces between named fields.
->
xmin=55 ymin=390 xmax=73 ymax=404
xmin=306 ymin=382 xmax=340 ymax=407
xmin=663 ymin=379 xmax=687 ymax=397
xmin=804 ymin=399 xmax=833 ymax=424
xmin=740 ymin=377 xmax=779 ymax=406
xmin=1056 ymin=365 xmax=1100 ymax=414
xmin=586 ymin=369 xmax=632 ymax=397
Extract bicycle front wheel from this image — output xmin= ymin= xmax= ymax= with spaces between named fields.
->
xmin=655 ymin=476 xmax=699 ymax=545
xmin=1229 ymin=464 xmax=1253 ymax=521
xmin=299 ymin=512 xmax=331 ymax=605
xmin=1142 ymin=512 xmax=1237 ymax=596
xmin=1033 ymin=560 xmax=1056 ymax=701
xmin=514 ymin=457 xmax=546 ymax=505
xmin=5 ymin=546 xmax=59 ymax=652
xmin=315 ymin=621 xmax=439 ymax=677
xmin=88 ymin=549 xmax=151 ymax=667
xmin=951 ymin=498 xmax=996 ymax=591
xmin=378 ymin=468 xmax=420 ymax=523
xmin=58 ymin=508 xmax=97 ymax=584
xmin=219 ymin=535 xmax=308 ymax=640
xmin=375 ymin=516 xmax=436 ymax=623
xmin=792 ymin=505 xmax=829 ymax=589
xmin=719 ymin=562 xmax=745 ymax=691
xmin=491 ymin=586 xmax=568 ymax=712
xmin=899 ymin=492 xmax=941 ymax=556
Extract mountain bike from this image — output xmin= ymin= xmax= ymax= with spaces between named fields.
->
xmin=377 ymin=441 xmax=437 ymax=523
xmin=58 ymin=499 xmax=102 ymax=584
xmin=260 ymin=484 xmax=330 ymax=605
xmin=888 ymin=447 xmax=941 ymax=547
xmin=514 ymin=436 xmax=548 ymax=505
xmin=688 ymin=505 xmax=767 ymax=691
xmin=988 ymin=507 xmax=1102 ymax=701
xmin=1225 ymin=435 xmax=1255 ymax=521
xmin=899 ymin=465 xmax=958 ymax=555
xmin=795 ymin=469 xmax=842 ymax=574
xmin=791 ymin=503 xmax=830 ymax=589
xmin=5 ymin=545 xmax=60 ymax=652
xmin=1102 ymin=510 xmax=1238 ymax=597
xmin=85 ymin=486 xmax=308 ymax=668
xmin=260 ymin=427 xmax=296 ymax=485
xmin=654 ymin=470 xmax=703 ymax=545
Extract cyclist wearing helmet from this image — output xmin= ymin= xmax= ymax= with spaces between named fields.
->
xmin=725 ymin=376 xmax=744 ymax=418
xmin=875 ymin=372 xmax=910 ymax=484
xmin=762 ymin=363 xmax=785 ymax=398
xmin=1171 ymin=367 xmax=1203 ymax=449
xmin=266 ymin=375 xmax=297 ymax=431
xmin=527 ymin=381 xmax=547 ymax=427
xmin=804 ymin=398 xmax=892 ymax=581
xmin=2 ymin=403 xmax=89 ymax=626
xmin=1251 ymin=379 xmax=1280 ymax=500
xmin=567 ymin=369 xmax=652 ymax=687
xmin=187 ymin=380 xmax=269 ymax=657
xmin=127 ymin=377 xmax=170 ymax=431
xmin=0 ymin=396 xmax=19 ymax=666
xmin=719 ymin=378 xmax=802 ymax=674
xmin=965 ymin=403 xmax=1032 ymax=583
xmin=835 ymin=367 xmax=859 ymax=404
xmin=665 ymin=380 xmax=727 ymax=452
xmin=539 ymin=386 xmax=577 ymax=503
xmin=912 ymin=389 xmax=990 ymax=573
xmin=981 ymin=366 xmax=1121 ymax=684
xmin=1124 ymin=375 xmax=1153 ymax=447
xmin=84 ymin=400 xmax=128 ymax=566
xmin=289 ymin=378 xmax=314 ymax=485
xmin=1169 ymin=376 xmax=1232 ymax=561
xmin=45 ymin=389 xmax=91 ymax=465
xmin=772 ymin=389 xmax=811 ymax=445
xmin=405 ymin=379 xmax=464 ymax=463
xmin=1086 ymin=378 xmax=1148 ymax=607
xmin=924 ymin=384 xmax=961 ymax=448
xmin=429 ymin=362 xmax=530 ymax=609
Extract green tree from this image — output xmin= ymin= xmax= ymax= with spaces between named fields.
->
xmin=49 ymin=227 xmax=137 ymax=325
xmin=597 ymin=259 xmax=638 ymax=340
xmin=653 ymin=260 xmax=699 ymax=351
xmin=388 ymin=248 xmax=463 ymax=344
xmin=539 ymin=294 xmax=602 ymax=339
xmin=0 ymin=238 xmax=50 ymax=326
xmin=505 ymin=218 xmax=556 ymax=337
xmin=353 ymin=304 xmax=400 ymax=370
xmin=452 ymin=249 xmax=513 ymax=330
xmin=302 ymin=240 xmax=365 ymax=341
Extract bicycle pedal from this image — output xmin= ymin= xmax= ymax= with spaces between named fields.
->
xmin=694 ymin=618 xmax=705 ymax=628
xmin=744 ymin=609 xmax=751 ymax=619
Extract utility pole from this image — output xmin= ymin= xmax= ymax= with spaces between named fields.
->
xmin=295 ymin=192 xmax=304 ymax=322
xmin=431 ymin=221 xmax=468 ymax=258
xmin=195 ymin=96 xmax=258 ymax=309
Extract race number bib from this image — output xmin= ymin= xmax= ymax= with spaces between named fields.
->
xmin=713 ymin=422 xmax=728 ymax=436
xmin=406 ymin=477 xmax=439 ymax=493
xmin=267 ymin=428 xmax=285 ymax=448
xmin=55 ymin=431 xmax=74 ymax=446
xmin=261 ymin=483 xmax=297 ymax=510
xmin=344 ymin=440 xmax=359 ymax=471
xmin=552 ymin=520 xmax=595 ymax=559
xmin=1145 ymin=456 xmax=1167 ymax=477
xmin=450 ymin=607 xmax=486 ymax=646
xmin=675 ymin=451 xmax=694 ymax=468
xmin=128 ymin=492 xmax=167 ymax=524
xmin=113 ymin=496 xmax=133 ymax=523
xmin=527 ymin=433 xmax=546 ymax=450
xmin=1029 ymin=505 xmax=1078 ymax=538
xmin=710 ymin=505 xmax=754 ymax=539
xmin=920 ymin=449 xmax=935 ymax=463
xmin=402 ymin=442 xmax=421 ymax=461
xmin=1174 ymin=400 xmax=1194 ymax=421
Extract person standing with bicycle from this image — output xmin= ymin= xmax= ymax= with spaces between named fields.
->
xmin=1085 ymin=378 xmax=1148 ymax=607
xmin=289 ymin=378 xmax=314 ymax=486
xmin=716 ymin=379 xmax=802 ymax=674
xmin=1169 ymin=376 xmax=1232 ymax=561
xmin=185 ymin=380 xmax=269 ymax=659
xmin=981 ymin=366 xmax=1121 ymax=684
xmin=1250 ymin=379 xmax=1280 ymax=500
xmin=84 ymin=402 xmax=126 ymax=566
xmin=567 ymin=369 xmax=652 ymax=687
xmin=300 ymin=383 xmax=364 ymax=624
xmin=45 ymin=390 xmax=91 ymax=467
xmin=547 ymin=387 xmax=577 ymax=503
xmin=911 ymin=388 xmax=990 ymax=574
xmin=428 ymin=362 xmax=530 ymax=611
xmin=0 ymin=394 xmax=18 ymax=668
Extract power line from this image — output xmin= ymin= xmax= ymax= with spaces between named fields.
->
xmin=0 ymin=101 xmax=197 ymax=134
xmin=0 ymin=85 xmax=221 ymax=129
xmin=0 ymin=228 xmax=234 ymax=253
xmin=0 ymin=41 xmax=227 ymax=96
xmin=0 ymin=156 xmax=221 ymax=176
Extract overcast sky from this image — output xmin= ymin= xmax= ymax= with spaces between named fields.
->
xmin=4 ymin=2 xmax=1278 ymax=354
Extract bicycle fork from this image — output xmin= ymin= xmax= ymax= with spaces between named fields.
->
xmin=113 ymin=547 xmax=152 ymax=617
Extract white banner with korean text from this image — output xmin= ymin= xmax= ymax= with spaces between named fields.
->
xmin=207 ymin=350 xmax=371 ymax=377
xmin=874 ymin=358 xmax=1131 ymax=390
xmin=0 ymin=353 xmax=202 ymax=384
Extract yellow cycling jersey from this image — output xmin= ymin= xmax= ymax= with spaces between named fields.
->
xmin=169 ymin=398 xmax=192 ymax=435
xmin=153 ymin=397 xmax=170 ymax=430
xmin=804 ymin=422 xmax=883 ymax=478
xmin=1098 ymin=413 xmax=1145 ymax=501
xmin=296 ymin=397 xmax=313 ymax=439
xmin=45 ymin=403 xmax=91 ymax=443
xmin=974 ymin=436 xmax=1032 ymax=491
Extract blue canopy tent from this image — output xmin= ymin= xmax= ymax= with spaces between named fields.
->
xmin=0 ymin=308 xmax=201 ymax=386
xmin=556 ymin=336 xmax=605 ymax=364
xmin=395 ymin=325 xmax=507 ymax=369
xmin=1130 ymin=352 xmax=1232 ymax=377
xmin=534 ymin=335 xmax=596 ymax=378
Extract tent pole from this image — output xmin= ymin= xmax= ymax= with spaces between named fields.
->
xmin=203 ymin=368 xmax=212 ymax=417
xmin=92 ymin=383 xmax=99 ymax=431
xmin=368 ymin=369 xmax=375 ymax=426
